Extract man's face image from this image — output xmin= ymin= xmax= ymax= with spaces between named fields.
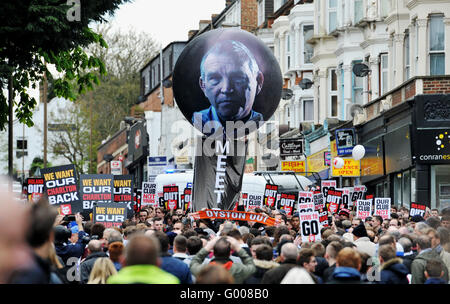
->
xmin=199 ymin=51 xmax=263 ymax=122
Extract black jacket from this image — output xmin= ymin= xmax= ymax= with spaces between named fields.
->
xmin=9 ymin=253 xmax=53 ymax=284
xmin=378 ymin=258 xmax=409 ymax=284
xmin=55 ymin=231 xmax=88 ymax=264
xmin=401 ymin=253 xmax=416 ymax=273
xmin=314 ymin=257 xmax=329 ymax=279
xmin=322 ymin=263 xmax=336 ymax=283
xmin=80 ymin=251 xmax=109 ymax=284
xmin=244 ymin=260 xmax=279 ymax=284
xmin=261 ymin=259 xmax=297 ymax=284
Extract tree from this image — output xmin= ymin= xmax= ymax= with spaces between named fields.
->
xmin=0 ymin=0 xmax=132 ymax=130
xmin=29 ymin=157 xmax=52 ymax=177
xmin=47 ymin=100 xmax=89 ymax=175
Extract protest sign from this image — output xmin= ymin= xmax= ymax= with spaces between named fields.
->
xmin=321 ymin=180 xmax=336 ymax=201
xmin=162 ymin=186 xmax=179 ymax=211
xmin=338 ymin=187 xmax=353 ymax=209
xmin=26 ymin=178 xmax=44 ymax=203
xmin=113 ymin=175 xmax=134 ymax=218
xmin=277 ymin=192 xmax=297 ymax=216
xmin=313 ymin=191 xmax=328 ymax=228
xmin=298 ymin=191 xmax=314 ymax=213
xmin=410 ymin=203 xmax=426 ymax=217
xmin=374 ymin=198 xmax=391 ymax=219
xmin=183 ymin=187 xmax=192 ymax=212
xmin=356 ymin=199 xmax=373 ymax=220
xmin=326 ymin=189 xmax=342 ymax=215
xmin=351 ymin=186 xmax=367 ymax=205
xmin=133 ymin=188 xmax=142 ymax=214
xmin=242 ymin=192 xmax=263 ymax=211
xmin=93 ymin=202 xmax=127 ymax=228
xmin=142 ymin=182 xmax=158 ymax=207
xmin=264 ymin=184 xmax=278 ymax=208
xmin=41 ymin=165 xmax=81 ymax=213
xmin=189 ymin=209 xmax=277 ymax=226
xmin=80 ymin=174 xmax=113 ymax=214
xmin=299 ymin=212 xmax=322 ymax=243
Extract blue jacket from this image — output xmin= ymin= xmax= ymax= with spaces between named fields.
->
xmin=327 ymin=267 xmax=363 ymax=284
xmin=55 ymin=231 xmax=88 ymax=264
xmin=379 ymin=258 xmax=409 ymax=284
xmin=161 ymin=253 xmax=193 ymax=284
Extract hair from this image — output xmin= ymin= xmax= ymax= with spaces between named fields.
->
xmin=187 ymin=236 xmax=203 ymax=255
xmin=336 ymin=248 xmax=361 ymax=270
xmin=174 ymin=235 xmax=187 ymax=253
xmin=87 ymin=257 xmax=117 ymax=284
xmin=126 ymin=235 xmax=160 ymax=266
xmin=437 ymin=227 xmax=450 ymax=245
xmin=139 ymin=209 xmax=148 ymax=216
xmin=182 ymin=229 xmax=198 ymax=239
xmin=227 ymin=229 xmax=242 ymax=240
xmin=378 ymin=234 xmax=396 ymax=248
xmin=273 ymin=225 xmax=290 ymax=246
xmin=398 ymin=237 xmax=412 ymax=252
xmin=213 ymin=237 xmax=231 ymax=259
xmin=26 ymin=200 xmax=58 ymax=248
xmin=255 ymin=244 xmax=273 ymax=261
xmin=326 ymin=241 xmax=344 ymax=260
xmin=311 ymin=242 xmax=326 ymax=257
xmin=153 ymin=231 xmax=170 ymax=253
xmin=88 ymin=240 xmax=102 ymax=253
xmin=239 ymin=226 xmax=250 ymax=236
xmin=107 ymin=230 xmax=123 ymax=244
xmin=123 ymin=226 xmax=138 ymax=238
xmin=373 ymin=215 xmax=383 ymax=225
xmin=322 ymin=229 xmax=334 ymax=240
xmin=200 ymin=40 xmax=260 ymax=81
xmin=242 ymin=233 xmax=254 ymax=247
xmin=91 ymin=223 xmax=106 ymax=239
xmin=121 ymin=219 xmax=137 ymax=229
xmin=83 ymin=221 xmax=94 ymax=235
xmin=49 ymin=243 xmax=63 ymax=269
xmin=378 ymin=244 xmax=396 ymax=262
xmin=297 ymin=248 xmax=315 ymax=267
xmin=195 ymin=264 xmax=234 ymax=284
xmin=359 ymin=252 xmax=371 ymax=274
xmin=135 ymin=223 xmax=148 ymax=231
xmin=251 ymin=236 xmax=272 ymax=248
xmin=415 ymin=222 xmax=430 ymax=234
xmin=108 ymin=241 xmax=124 ymax=263
xmin=264 ymin=226 xmax=276 ymax=237
xmin=417 ymin=235 xmax=432 ymax=250
xmin=426 ymin=216 xmax=441 ymax=230
xmin=249 ymin=227 xmax=261 ymax=237
xmin=426 ymin=259 xmax=444 ymax=278
xmin=280 ymin=243 xmax=298 ymax=261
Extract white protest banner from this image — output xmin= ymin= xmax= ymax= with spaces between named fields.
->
xmin=298 ymin=191 xmax=314 ymax=213
xmin=242 ymin=192 xmax=263 ymax=211
xmin=321 ymin=180 xmax=336 ymax=201
xmin=299 ymin=212 xmax=322 ymax=243
xmin=351 ymin=186 xmax=367 ymax=205
xmin=313 ymin=192 xmax=325 ymax=212
xmin=374 ymin=198 xmax=391 ymax=219
xmin=338 ymin=187 xmax=353 ymax=208
xmin=142 ymin=182 xmax=158 ymax=207
xmin=356 ymin=199 xmax=373 ymax=220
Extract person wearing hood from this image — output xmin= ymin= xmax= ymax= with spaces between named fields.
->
xmin=327 ymin=247 xmax=363 ymax=284
xmin=244 ymin=244 xmax=279 ymax=284
xmin=352 ymin=222 xmax=376 ymax=257
xmin=377 ymin=245 xmax=409 ymax=284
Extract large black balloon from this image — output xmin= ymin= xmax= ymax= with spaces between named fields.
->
xmin=172 ymin=28 xmax=282 ymax=136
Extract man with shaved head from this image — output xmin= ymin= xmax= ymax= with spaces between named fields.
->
xmin=261 ymin=242 xmax=298 ymax=284
xmin=80 ymin=239 xmax=108 ymax=284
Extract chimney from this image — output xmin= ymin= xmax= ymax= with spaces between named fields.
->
xmin=199 ymin=20 xmax=210 ymax=31
xmin=226 ymin=0 xmax=233 ymax=7
xmin=188 ymin=30 xmax=198 ymax=40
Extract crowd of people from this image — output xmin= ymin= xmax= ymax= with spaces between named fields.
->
xmin=1 ymin=182 xmax=450 ymax=285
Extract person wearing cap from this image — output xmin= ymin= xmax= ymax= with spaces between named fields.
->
xmin=338 ymin=209 xmax=350 ymax=221
xmin=352 ymin=222 xmax=376 ymax=257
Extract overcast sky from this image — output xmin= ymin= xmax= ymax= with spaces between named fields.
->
xmin=107 ymin=0 xmax=226 ymax=47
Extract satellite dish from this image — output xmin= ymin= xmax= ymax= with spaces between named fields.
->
xmin=281 ymin=88 xmax=294 ymax=100
xmin=353 ymin=63 xmax=371 ymax=77
xmin=350 ymin=104 xmax=364 ymax=118
xmin=299 ymin=78 xmax=314 ymax=90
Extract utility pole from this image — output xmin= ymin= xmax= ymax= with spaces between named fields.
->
xmin=89 ymin=90 xmax=93 ymax=173
xmin=8 ymin=75 xmax=14 ymax=191
xmin=43 ymin=70 xmax=48 ymax=168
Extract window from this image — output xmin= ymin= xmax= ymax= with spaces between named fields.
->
xmin=286 ymin=33 xmax=291 ymax=70
xmin=429 ymin=15 xmax=445 ymax=75
xmin=274 ymin=0 xmax=287 ymax=12
xmin=380 ymin=54 xmax=388 ymax=95
xmin=328 ymin=0 xmax=337 ymax=33
xmin=380 ymin=0 xmax=390 ymax=18
xmin=258 ymin=0 xmax=265 ymax=26
xmin=352 ymin=61 xmax=364 ymax=105
xmin=16 ymin=139 xmax=28 ymax=158
xmin=303 ymin=25 xmax=314 ymax=64
xmin=354 ymin=0 xmax=364 ymax=24
xmin=303 ymin=99 xmax=314 ymax=121
xmin=329 ymin=69 xmax=338 ymax=117
xmin=404 ymin=31 xmax=410 ymax=80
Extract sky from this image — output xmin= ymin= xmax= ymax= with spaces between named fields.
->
xmin=106 ymin=0 xmax=226 ymax=47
